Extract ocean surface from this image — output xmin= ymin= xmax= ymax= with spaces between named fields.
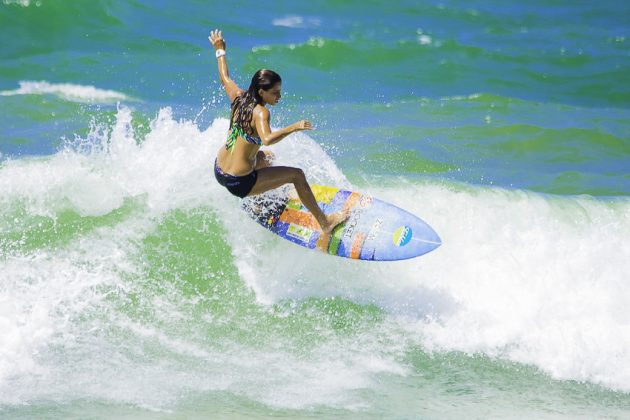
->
xmin=1 ymin=0 xmax=630 ymax=418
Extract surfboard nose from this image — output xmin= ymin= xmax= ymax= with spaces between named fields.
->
xmin=425 ymin=227 xmax=442 ymax=252
xmin=427 ymin=224 xmax=442 ymax=248
xmin=406 ymin=218 xmax=441 ymax=259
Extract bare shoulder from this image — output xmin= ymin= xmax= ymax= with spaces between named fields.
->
xmin=253 ymin=104 xmax=270 ymax=120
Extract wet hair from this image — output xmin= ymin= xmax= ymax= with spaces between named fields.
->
xmin=230 ymin=69 xmax=281 ymax=133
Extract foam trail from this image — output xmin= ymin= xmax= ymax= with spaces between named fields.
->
xmin=0 ymin=80 xmax=130 ymax=103
xmin=272 ymin=15 xmax=321 ymax=28
xmin=2 ymin=0 xmax=34 ymax=6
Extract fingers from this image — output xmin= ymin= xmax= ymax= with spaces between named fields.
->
xmin=208 ymin=29 xmax=224 ymax=46
xmin=292 ymin=120 xmax=314 ymax=132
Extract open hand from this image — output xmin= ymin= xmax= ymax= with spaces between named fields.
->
xmin=209 ymin=29 xmax=226 ymax=50
xmin=293 ymin=120 xmax=313 ymax=131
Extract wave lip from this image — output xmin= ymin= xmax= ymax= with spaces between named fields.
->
xmin=0 ymin=80 xmax=130 ymax=103
xmin=2 ymin=0 xmax=36 ymax=6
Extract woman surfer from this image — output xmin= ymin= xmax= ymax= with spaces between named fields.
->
xmin=209 ymin=29 xmax=348 ymax=234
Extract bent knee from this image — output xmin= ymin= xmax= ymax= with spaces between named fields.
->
xmin=290 ymin=167 xmax=306 ymax=183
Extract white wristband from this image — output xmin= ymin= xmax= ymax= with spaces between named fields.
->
xmin=215 ymin=49 xmax=226 ymax=58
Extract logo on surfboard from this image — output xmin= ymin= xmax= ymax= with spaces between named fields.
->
xmin=286 ymin=223 xmax=314 ymax=243
xmin=392 ymin=226 xmax=412 ymax=247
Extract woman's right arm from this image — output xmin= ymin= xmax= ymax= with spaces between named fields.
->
xmin=209 ymin=29 xmax=243 ymax=102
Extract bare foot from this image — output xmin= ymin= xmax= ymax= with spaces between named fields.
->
xmin=321 ymin=208 xmax=351 ymax=234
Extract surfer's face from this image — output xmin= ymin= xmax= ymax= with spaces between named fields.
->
xmin=259 ymin=82 xmax=282 ymax=106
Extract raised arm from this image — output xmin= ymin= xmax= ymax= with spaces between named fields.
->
xmin=254 ymin=106 xmax=313 ymax=146
xmin=208 ymin=29 xmax=243 ymax=103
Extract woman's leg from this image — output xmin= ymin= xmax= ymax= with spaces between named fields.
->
xmin=248 ymin=166 xmax=348 ymax=234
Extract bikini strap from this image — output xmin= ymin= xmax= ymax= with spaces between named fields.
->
xmin=225 ymin=125 xmax=245 ymax=153
xmin=226 ymin=125 xmax=262 ymax=152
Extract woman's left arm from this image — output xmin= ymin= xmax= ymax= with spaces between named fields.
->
xmin=254 ymin=106 xmax=313 ymax=146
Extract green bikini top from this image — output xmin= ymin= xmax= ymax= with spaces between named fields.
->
xmin=225 ymin=124 xmax=262 ymax=152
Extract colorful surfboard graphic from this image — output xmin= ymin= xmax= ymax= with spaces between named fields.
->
xmin=241 ymin=185 xmax=441 ymax=261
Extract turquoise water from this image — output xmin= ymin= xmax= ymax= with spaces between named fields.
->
xmin=1 ymin=1 xmax=630 ymax=418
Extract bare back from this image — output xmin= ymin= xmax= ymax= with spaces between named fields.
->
xmin=217 ymin=102 xmax=265 ymax=176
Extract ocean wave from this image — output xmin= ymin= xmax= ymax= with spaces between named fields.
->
xmin=1 ymin=107 xmax=629 ymax=410
xmin=242 ymin=178 xmax=630 ymax=392
xmin=2 ymin=0 xmax=38 ymax=6
xmin=247 ymin=35 xmax=538 ymax=75
xmin=386 ymin=183 xmax=630 ymax=392
xmin=0 ymin=80 xmax=131 ymax=103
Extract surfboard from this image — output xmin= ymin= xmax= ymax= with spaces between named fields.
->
xmin=241 ymin=185 xmax=441 ymax=261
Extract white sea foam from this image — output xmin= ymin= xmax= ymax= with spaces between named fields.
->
xmin=1 ymin=108 xmax=629 ymax=410
xmin=0 ymin=107 xmax=398 ymax=410
xmin=0 ymin=80 xmax=130 ymax=103
xmin=243 ymin=179 xmax=630 ymax=392
xmin=390 ymin=184 xmax=630 ymax=391
xmin=272 ymin=15 xmax=321 ymax=28
xmin=228 ymin=148 xmax=630 ymax=394
xmin=2 ymin=0 xmax=39 ymax=6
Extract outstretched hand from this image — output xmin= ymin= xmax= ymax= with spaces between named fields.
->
xmin=209 ymin=29 xmax=226 ymax=50
xmin=293 ymin=120 xmax=314 ymax=131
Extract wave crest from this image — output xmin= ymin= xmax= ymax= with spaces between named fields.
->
xmin=0 ymin=80 xmax=130 ymax=103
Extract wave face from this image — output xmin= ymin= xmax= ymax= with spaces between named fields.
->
xmin=1 ymin=0 xmax=630 ymax=417
xmin=1 ymin=109 xmax=629 ymax=417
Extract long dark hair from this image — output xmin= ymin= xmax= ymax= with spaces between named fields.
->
xmin=230 ymin=69 xmax=281 ymax=133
